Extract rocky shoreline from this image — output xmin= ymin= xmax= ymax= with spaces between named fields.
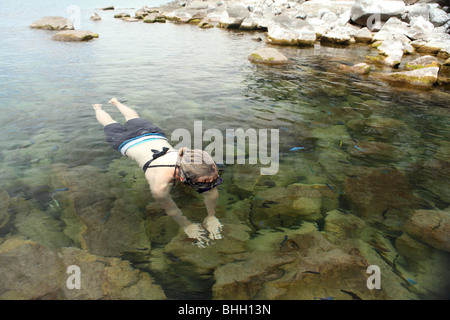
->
xmin=29 ymin=0 xmax=450 ymax=88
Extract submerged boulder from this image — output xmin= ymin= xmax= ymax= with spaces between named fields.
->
xmin=248 ymin=48 xmax=289 ymax=65
xmin=404 ymin=209 xmax=450 ymax=252
xmin=52 ymin=30 xmax=99 ymax=42
xmin=29 ymin=16 xmax=74 ymax=31
xmin=0 ymin=236 xmax=166 ymax=299
xmin=337 ymin=62 xmax=371 ymax=75
xmin=212 ymin=226 xmax=415 ymax=299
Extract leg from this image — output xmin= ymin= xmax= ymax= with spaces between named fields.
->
xmin=109 ymin=97 xmax=139 ymax=122
xmin=93 ymin=104 xmax=117 ymax=126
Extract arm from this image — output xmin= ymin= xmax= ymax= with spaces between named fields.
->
xmin=202 ymin=188 xmax=223 ymax=240
xmin=151 ymin=184 xmax=191 ymax=228
xmin=151 ymin=183 xmax=210 ymax=247
xmin=202 ymin=188 xmax=218 ymax=217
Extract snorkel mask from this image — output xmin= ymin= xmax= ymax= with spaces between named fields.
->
xmin=177 ymin=165 xmax=222 ymax=193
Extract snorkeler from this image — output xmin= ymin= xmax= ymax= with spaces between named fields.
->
xmin=93 ymin=98 xmax=223 ymax=248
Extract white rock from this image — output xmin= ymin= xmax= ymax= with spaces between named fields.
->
xmin=321 ymin=26 xmax=352 ymax=44
xmin=354 ymin=26 xmax=373 ymax=42
xmin=429 ymin=7 xmax=450 ymax=27
xmin=29 ymin=16 xmax=74 ymax=31
xmin=267 ymin=17 xmax=316 ymax=45
xmin=248 ymin=47 xmax=289 ymax=64
xmin=350 ymin=0 xmax=406 ymax=27
xmin=378 ymin=39 xmax=404 ymax=66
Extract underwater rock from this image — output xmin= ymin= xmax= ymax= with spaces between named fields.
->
xmin=52 ymin=31 xmax=99 ymax=42
xmin=29 ymin=16 xmax=74 ymax=31
xmin=380 ymin=66 xmax=439 ymax=87
xmin=0 ymin=236 xmax=63 ymax=299
xmin=0 ymin=236 xmax=166 ymax=299
xmin=347 ymin=140 xmax=406 ymax=162
xmin=213 ymin=226 xmax=414 ymax=299
xmin=50 ymin=164 xmax=150 ymax=257
xmin=408 ymin=157 xmax=450 ymax=205
xmin=342 ymin=166 xmax=415 ymax=222
xmin=346 ymin=117 xmax=419 ymax=143
xmin=11 ymin=196 xmax=73 ymax=249
xmin=395 ymin=233 xmax=450 ymax=297
xmin=247 ymin=48 xmax=289 ymax=65
xmin=0 ymin=189 xmax=11 ymax=229
xmin=324 ymin=210 xmax=366 ymax=238
xmin=337 ymin=62 xmax=371 ymax=75
xmin=59 ymin=247 xmax=166 ymax=299
xmin=252 ymin=183 xmax=339 ymax=223
xmin=404 ymin=209 xmax=450 ymax=252
xmin=164 ymin=220 xmax=251 ymax=274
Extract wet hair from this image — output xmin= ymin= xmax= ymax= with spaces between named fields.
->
xmin=177 ymin=147 xmax=218 ymax=182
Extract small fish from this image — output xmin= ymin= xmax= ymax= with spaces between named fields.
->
xmin=289 ymin=147 xmax=305 ymax=151
xmin=340 ymin=290 xmax=362 ymax=300
xmin=336 ymin=121 xmax=345 ymax=125
xmin=280 ymin=235 xmax=288 ymax=250
xmin=303 ymin=271 xmax=320 ymax=275
xmin=253 ymin=196 xmax=265 ymax=200
xmin=53 ymin=199 xmax=60 ymax=207
xmin=326 ymin=183 xmax=334 ymax=191
xmin=407 ymin=278 xmax=417 ymax=285
xmin=259 ymin=221 xmax=270 ymax=229
xmin=101 ymin=211 xmax=111 ymax=223
xmin=53 ymin=187 xmax=69 ymax=192
xmin=314 ymin=296 xmax=334 ymax=300
xmin=354 ymin=145 xmax=365 ymax=152
xmin=339 ymin=140 xmax=343 ymax=148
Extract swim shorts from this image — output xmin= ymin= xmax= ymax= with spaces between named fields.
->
xmin=104 ymin=118 xmax=167 ymax=154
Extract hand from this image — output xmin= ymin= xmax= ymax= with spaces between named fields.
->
xmin=184 ymin=223 xmax=210 ymax=248
xmin=203 ymin=216 xmax=223 ymax=240
xmin=108 ymin=97 xmax=119 ymax=105
xmin=92 ymin=104 xmax=102 ymax=110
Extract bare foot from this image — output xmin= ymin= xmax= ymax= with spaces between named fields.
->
xmin=108 ymin=97 xmax=119 ymax=105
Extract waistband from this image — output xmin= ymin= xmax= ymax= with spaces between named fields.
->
xmin=119 ymin=133 xmax=167 ymax=155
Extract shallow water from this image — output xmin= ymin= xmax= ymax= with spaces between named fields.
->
xmin=0 ymin=0 xmax=449 ymax=300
